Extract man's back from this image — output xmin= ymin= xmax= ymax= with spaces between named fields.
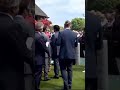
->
xmin=0 ymin=13 xmax=24 ymax=70
xmin=0 ymin=13 xmax=24 ymax=90
xmin=35 ymin=32 xmax=49 ymax=65
xmin=14 ymin=15 xmax=34 ymax=37
xmin=57 ymin=29 xmax=77 ymax=60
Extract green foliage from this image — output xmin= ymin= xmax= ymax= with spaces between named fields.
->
xmin=60 ymin=26 xmax=64 ymax=30
xmin=88 ymin=0 xmax=120 ymax=11
xmin=71 ymin=18 xmax=85 ymax=31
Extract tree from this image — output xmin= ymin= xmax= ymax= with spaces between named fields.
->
xmin=71 ymin=18 xmax=85 ymax=31
xmin=60 ymin=26 xmax=64 ymax=30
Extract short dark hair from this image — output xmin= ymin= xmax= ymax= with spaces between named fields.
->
xmin=64 ymin=20 xmax=71 ymax=28
xmin=53 ymin=25 xmax=60 ymax=31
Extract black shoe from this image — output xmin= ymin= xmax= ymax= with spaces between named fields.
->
xmin=59 ymin=75 xmax=62 ymax=77
xmin=69 ymin=86 xmax=71 ymax=90
xmin=44 ymin=78 xmax=51 ymax=81
xmin=52 ymin=76 xmax=59 ymax=79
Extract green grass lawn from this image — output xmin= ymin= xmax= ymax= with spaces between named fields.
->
xmin=40 ymin=65 xmax=85 ymax=90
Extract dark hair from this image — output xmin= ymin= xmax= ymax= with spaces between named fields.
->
xmin=53 ymin=25 xmax=60 ymax=31
xmin=64 ymin=20 xmax=71 ymax=28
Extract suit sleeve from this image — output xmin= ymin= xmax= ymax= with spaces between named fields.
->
xmin=37 ymin=37 xmax=50 ymax=56
xmin=50 ymin=35 xmax=56 ymax=48
xmin=56 ymin=32 xmax=61 ymax=46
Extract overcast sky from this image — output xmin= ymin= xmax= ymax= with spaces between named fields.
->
xmin=35 ymin=0 xmax=85 ymax=26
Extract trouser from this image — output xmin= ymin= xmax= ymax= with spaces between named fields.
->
xmin=35 ymin=65 xmax=42 ymax=90
xmin=24 ymin=74 xmax=35 ymax=90
xmin=59 ymin=59 xmax=73 ymax=90
xmin=43 ymin=57 xmax=49 ymax=79
xmin=108 ymin=41 xmax=119 ymax=75
xmin=53 ymin=58 xmax=59 ymax=77
xmin=85 ymin=78 xmax=97 ymax=90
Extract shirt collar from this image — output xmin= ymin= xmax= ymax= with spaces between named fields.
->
xmin=36 ymin=31 xmax=42 ymax=35
xmin=0 ymin=12 xmax=13 ymax=20
xmin=15 ymin=15 xmax=24 ymax=19
xmin=65 ymin=27 xmax=71 ymax=30
xmin=35 ymin=31 xmax=39 ymax=33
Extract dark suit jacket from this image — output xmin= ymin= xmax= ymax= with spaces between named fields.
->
xmin=35 ymin=32 xmax=49 ymax=65
xmin=0 ymin=13 xmax=27 ymax=90
xmin=14 ymin=15 xmax=35 ymax=75
xmin=50 ymin=32 xmax=60 ymax=59
xmin=85 ymin=11 xmax=102 ymax=78
xmin=56 ymin=29 xmax=78 ymax=60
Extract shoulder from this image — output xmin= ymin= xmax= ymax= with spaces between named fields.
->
xmin=35 ymin=32 xmax=39 ymax=37
xmin=58 ymin=30 xmax=63 ymax=35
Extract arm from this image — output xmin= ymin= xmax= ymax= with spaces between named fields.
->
xmin=37 ymin=37 xmax=50 ymax=57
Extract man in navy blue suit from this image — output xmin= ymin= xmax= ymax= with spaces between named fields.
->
xmin=56 ymin=21 xmax=78 ymax=90
xmin=35 ymin=22 xmax=50 ymax=90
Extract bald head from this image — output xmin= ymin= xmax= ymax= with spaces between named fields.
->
xmin=35 ymin=22 xmax=44 ymax=32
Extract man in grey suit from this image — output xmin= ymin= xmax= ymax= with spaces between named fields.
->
xmin=35 ymin=22 xmax=50 ymax=90
xmin=0 ymin=0 xmax=33 ymax=90
xmin=42 ymin=26 xmax=51 ymax=81
xmin=56 ymin=21 xmax=78 ymax=90
xmin=85 ymin=11 xmax=103 ymax=90
xmin=14 ymin=5 xmax=35 ymax=90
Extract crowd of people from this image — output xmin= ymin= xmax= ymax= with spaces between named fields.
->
xmin=34 ymin=19 xmax=85 ymax=90
xmin=0 ymin=0 xmax=85 ymax=90
xmin=2 ymin=0 xmax=120 ymax=90
xmin=0 ymin=0 xmax=35 ymax=90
